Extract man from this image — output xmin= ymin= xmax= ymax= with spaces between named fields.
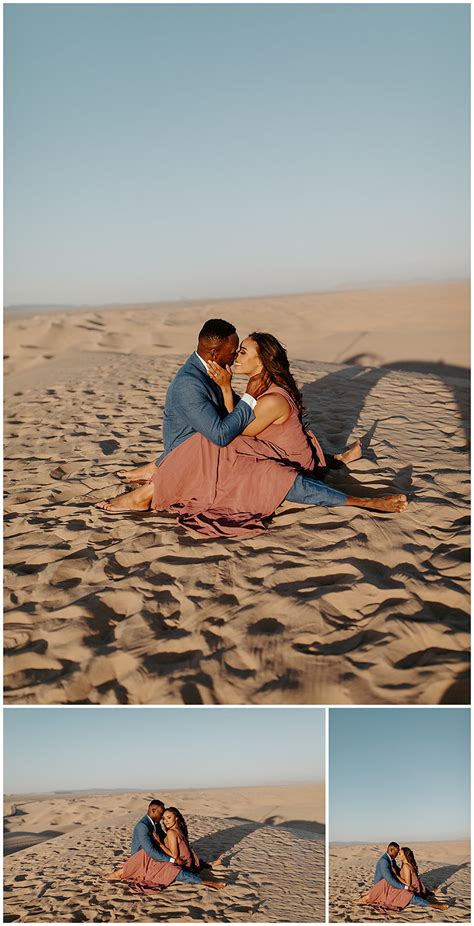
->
xmin=100 ymin=318 xmax=406 ymax=513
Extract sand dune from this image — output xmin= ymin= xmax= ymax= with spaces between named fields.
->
xmin=4 ymin=283 xmax=469 ymax=705
xmin=3 ymin=786 xmax=325 ymax=922
xmin=329 ymin=842 xmax=470 ymax=922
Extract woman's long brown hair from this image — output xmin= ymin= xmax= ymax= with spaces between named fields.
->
xmin=166 ymin=806 xmax=189 ymax=842
xmin=249 ymin=332 xmax=304 ymax=417
xmin=401 ymin=847 xmax=419 ymax=875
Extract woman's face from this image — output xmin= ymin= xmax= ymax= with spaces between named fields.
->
xmin=233 ymin=337 xmax=263 ymax=377
xmin=399 ymin=850 xmax=407 ymax=863
xmin=163 ymin=810 xmax=177 ymax=829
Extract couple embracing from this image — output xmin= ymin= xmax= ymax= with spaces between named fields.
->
xmin=354 ymin=842 xmax=448 ymax=912
xmin=97 ymin=318 xmax=408 ymax=536
xmin=104 ymin=799 xmax=224 ymax=892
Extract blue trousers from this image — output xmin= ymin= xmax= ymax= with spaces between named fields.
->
xmin=176 ymin=869 xmax=202 ymax=885
xmin=285 ymin=473 xmax=348 ymax=508
xmin=409 ymin=895 xmax=430 ymax=907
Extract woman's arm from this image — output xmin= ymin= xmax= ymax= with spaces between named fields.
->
xmin=165 ymin=829 xmax=180 ymax=859
xmin=242 ymin=393 xmax=291 ymax=436
xmin=399 ymin=864 xmax=412 ymax=887
xmin=207 ymin=362 xmax=235 ymax=412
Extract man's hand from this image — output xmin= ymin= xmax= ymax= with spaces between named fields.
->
xmin=246 ymin=370 xmax=272 ymax=399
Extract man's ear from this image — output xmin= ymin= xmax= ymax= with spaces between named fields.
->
xmin=209 ymin=346 xmax=218 ymax=359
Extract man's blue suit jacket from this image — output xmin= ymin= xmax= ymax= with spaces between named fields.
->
xmin=130 ymin=815 xmax=173 ymax=863
xmin=374 ymin=852 xmax=405 ymax=890
xmin=156 ymin=353 xmax=255 ymax=463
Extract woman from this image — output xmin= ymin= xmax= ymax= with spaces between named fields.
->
xmin=353 ymin=847 xmax=446 ymax=912
xmin=97 ymin=333 xmax=407 ymax=536
xmin=398 ymin=846 xmax=442 ymax=897
xmin=161 ymin=807 xmax=222 ymax=874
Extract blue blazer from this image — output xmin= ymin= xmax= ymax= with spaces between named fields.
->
xmin=130 ymin=815 xmax=172 ymax=863
xmin=157 ymin=353 xmax=255 ymax=462
xmin=374 ymin=852 xmax=404 ymax=890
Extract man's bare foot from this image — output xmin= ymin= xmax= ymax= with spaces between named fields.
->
xmin=431 ymin=902 xmax=448 ymax=910
xmin=347 ymin=494 xmax=408 ymax=513
xmin=201 ymin=879 xmax=226 ymax=890
xmin=335 ymin=439 xmax=362 ymax=465
xmin=117 ymin=461 xmax=156 ymax=483
xmin=96 ymin=483 xmax=154 ymax=513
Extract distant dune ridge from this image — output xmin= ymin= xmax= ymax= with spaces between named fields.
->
xmin=329 ymin=841 xmax=470 ymax=923
xmin=4 ymin=282 xmax=469 ymax=705
xmin=3 ymin=785 xmax=325 ymax=922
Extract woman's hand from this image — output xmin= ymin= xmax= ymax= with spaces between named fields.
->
xmin=207 ymin=361 xmax=233 ymax=391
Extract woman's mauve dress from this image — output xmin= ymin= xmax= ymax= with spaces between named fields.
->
xmin=150 ymin=386 xmax=326 ymax=538
xmin=121 ymin=849 xmax=179 ymax=894
xmin=174 ymin=830 xmax=201 ymax=871
xmin=363 ymin=878 xmax=413 ymax=911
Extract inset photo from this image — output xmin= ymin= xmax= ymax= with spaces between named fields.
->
xmin=4 ymin=707 xmax=325 ymax=923
xmin=329 ymin=708 xmax=470 ymax=922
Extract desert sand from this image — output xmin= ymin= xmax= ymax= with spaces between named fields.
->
xmin=4 ymin=282 xmax=470 ymax=705
xmin=3 ymin=784 xmax=325 ymax=922
xmin=329 ymin=841 xmax=470 ymax=922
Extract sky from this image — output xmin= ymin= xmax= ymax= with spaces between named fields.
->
xmin=329 ymin=708 xmax=470 ymax=842
xmin=3 ymin=707 xmax=325 ymax=794
xmin=4 ymin=3 xmax=470 ymax=307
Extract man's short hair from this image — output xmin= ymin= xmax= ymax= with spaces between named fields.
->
xmin=387 ymin=841 xmax=400 ymax=851
xmin=148 ymin=799 xmax=165 ymax=810
xmin=198 ymin=319 xmax=236 ymax=342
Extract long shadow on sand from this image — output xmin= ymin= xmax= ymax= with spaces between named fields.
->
xmin=193 ymin=818 xmax=325 ymax=860
xmin=302 ymin=360 xmax=470 ymax=455
xmin=423 ymin=861 xmax=470 ymax=890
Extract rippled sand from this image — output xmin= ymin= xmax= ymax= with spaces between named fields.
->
xmin=329 ymin=841 xmax=470 ymax=922
xmin=4 ymin=283 xmax=469 ymax=705
xmin=3 ymin=786 xmax=325 ymax=922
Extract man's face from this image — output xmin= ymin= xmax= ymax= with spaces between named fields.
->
xmin=387 ymin=846 xmax=399 ymax=860
xmin=211 ymin=333 xmax=239 ymax=368
xmin=149 ymin=804 xmax=164 ymax=822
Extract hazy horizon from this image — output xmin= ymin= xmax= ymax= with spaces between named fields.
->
xmin=5 ymin=4 xmax=469 ymax=305
xmin=4 ymin=274 xmax=469 ymax=314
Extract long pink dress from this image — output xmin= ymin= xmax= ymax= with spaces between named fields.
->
xmin=121 ymin=849 xmax=180 ymax=894
xmin=174 ymin=830 xmax=201 ymax=871
xmin=364 ymin=878 xmax=413 ymax=911
xmin=364 ymin=862 xmax=427 ymax=911
xmin=150 ymin=386 xmax=326 ymax=538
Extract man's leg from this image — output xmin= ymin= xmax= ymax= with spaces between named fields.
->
xmin=285 ymin=473 xmax=408 ymax=513
xmin=409 ymin=895 xmax=430 ymax=907
xmin=176 ymin=869 xmax=202 ymax=885
xmin=285 ymin=473 xmax=348 ymax=507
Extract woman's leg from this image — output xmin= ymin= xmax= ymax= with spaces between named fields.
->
xmin=102 ymin=865 xmax=125 ymax=880
xmin=334 ymin=439 xmax=362 ymax=465
xmin=96 ymin=482 xmax=154 ymax=512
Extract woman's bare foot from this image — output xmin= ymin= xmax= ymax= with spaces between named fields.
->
xmin=346 ymin=494 xmax=408 ymax=513
xmin=335 ymin=439 xmax=362 ymax=465
xmin=352 ymin=897 xmax=369 ymax=904
xmin=201 ymin=879 xmax=225 ymax=890
xmin=102 ymin=868 xmax=124 ymax=881
xmin=117 ymin=461 xmax=156 ymax=483
xmin=96 ymin=483 xmax=154 ymax=513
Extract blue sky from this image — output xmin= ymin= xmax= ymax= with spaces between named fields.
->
xmin=4 ymin=707 xmax=325 ymax=794
xmin=4 ymin=4 xmax=470 ymax=306
xmin=329 ymin=708 xmax=470 ymax=842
